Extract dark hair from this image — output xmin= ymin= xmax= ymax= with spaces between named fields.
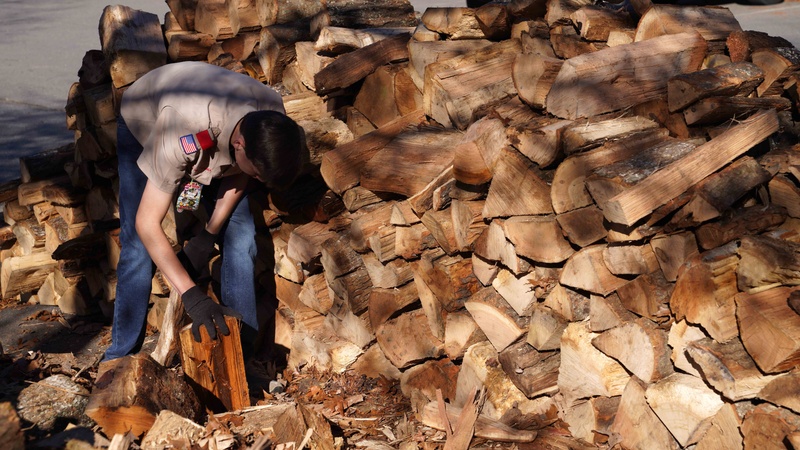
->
xmin=239 ymin=110 xmax=305 ymax=189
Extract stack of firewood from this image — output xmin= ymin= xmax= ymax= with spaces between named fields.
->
xmin=2 ymin=0 xmax=800 ymax=447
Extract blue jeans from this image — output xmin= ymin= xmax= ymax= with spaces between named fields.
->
xmin=103 ymin=117 xmax=259 ymax=361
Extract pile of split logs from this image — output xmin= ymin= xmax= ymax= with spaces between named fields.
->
xmin=2 ymin=0 xmax=800 ymax=447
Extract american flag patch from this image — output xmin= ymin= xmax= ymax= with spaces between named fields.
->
xmin=180 ymin=134 xmax=198 ymax=155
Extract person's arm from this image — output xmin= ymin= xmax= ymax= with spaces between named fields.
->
xmin=205 ymin=171 xmax=251 ymax=234
xmin=136 ymin=180 xmax=195 ymax=293
xmin=137 ymin=179 xmax=242 ymax=341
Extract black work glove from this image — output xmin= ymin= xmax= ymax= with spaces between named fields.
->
xmin=177 ymin=229 xmax=217 ymax=280
xmin=182 ymin=285 xmax=242 ymax=342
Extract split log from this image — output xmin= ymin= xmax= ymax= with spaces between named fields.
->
xmin=375 ymin=309 xmax=445 ymax=369
xmin=741 ymin=403 xmax=800 ymax=450
xmin=140 ymin=410 xmax=204 ymax=449
xmin=314 ymin=32 xmax=411 ymax=95
xmin=570 ymin=5 xmax=634 ymax=42
xmin=592 ymin=318 xmax=673 ymax=383
xmin=400 ymin=359 xmax=460 ymax=409
xmin=1 ymin=252 xmax=58 ymax=299
xmin=179 ymin=316 xmax=249 ymax=412
xmin=527 ymin=304 xmax=567 ymax=351
xmin=563 ymin=396 xmax=620 ymax=445
xmin=421 ymin=8 xmax=484 ymax=40
xmin=668 ymin=320 xmax=708 ymax=378
xmin=751 ymin=47 xmax=800 ymax=97
xmin=473 ymin=220 xmax=532 ymax=275
xmin=546 ymin=32 xmax=707 ymax=120
xmin=560 ymin=244 xmax=628 ymax=296
xmin=326 ymin=266 xmax=373 ymax=315
xmin=549 ymin=24 xmax=601 ymax=60
xmin=423 ymin=39 xmax=521 ymax=130
xmin=616 ymin=271 xmax=673 ymax=322
xmin=443 ymin=310 xmax=487 ymax=360
xmin=413 ymin=252 xmax=482 ymax=313
xmin=695 ymin=205 xmax=786 ymax=251
xmin=736 ymin=286 xmax=800 ymax=373
xmin=600 ymin=109 xmax=778 ymax=226
xmin=770 ymin=174 xmax=800 ymax=219
xmin=602 ymin=243 xmax=659 ymax=276
xmin=255 ymin=24 xmax=309 ymax=84
xmin=667 ymin=61 xmax=764 ymax=112
xmin=408 ymin=39 xmax=493 ymax=91
xmin=353 ymin=63 xmax=422 ymax=128
xmin=507 ymin=117 xmax=571 ymax=169
xmin=315 ymin=26 xmax=414 ymax=54
xmin=360 ymin=128 xmax=462 ymax=198
xmin=453 ymin=115 xmax=509 ymax=185
xmin=194 ymin=0 xmax=235 ymax=39
xmin=586 ymin=138 xmax=698 ymax=215
xmin=589 ymin=293 xmax=636 ymax=333
xmin=99 ymin=5 xmax=167 ymax=89
xmin=727 ymin=30 xmax=793 ymax=63
xmin=166 ymin=0 xmax=198 ymax=31
xmin=464 ymin=286 xmax=528 ymax=353
xmin=684 ymin=96 xmax=791 ymax=126
xmin=562 ymin=115 xmax=661 ymax=156
xmin=558 ymin=322 xmax=630 ymax=406
xmin=671 ymin=155 xmax=772 ymax=227
xmin=545 ymin=0 xmax=592 ymax=26
xmin=686 ymin=337 xmax=780 ymax=401
xmin=543 ymin=280 xmax=588 ymax=323
xmin=610 ymin=376 xmax=680 ymax=450
xmin=499 ymin=340 xmax=560 ymax=398
xmin=455 ymin=340 xmax=557 ymax=427
xmin=320 ymin=109 xmax=425 ymax=195
xmin=86 ymin=353 xmax=202 ymax=437
xmin=645 ymin=373 xmax=725 ymax=447
xmin=419 ymin=400 xmax=538 ymax=443
xmin=475 ymin=2 xmax=511 ymax=41
xmin=694 ymin=403 xmax=743 ymax=450
xmin=19 ymin=145 xmax=75 ymax=184
xmin=634 ymin=5 xmax=741 ymax=43
xmin=293 ymin=41 xmax=335 ymax=91
xmin=273 ymin=403 xmax=335 ymax=450
xmin=556 ymin=205 xmax=608 ymax=247
xmin=501 ymin=215 xmax=573 ymax=264
xmin=367 ymin=282 xmax=418 ymax=330
xmin=759 ymin=369 xmax=800 ymax=415
xmin=311 ymin=0 xmax=417 ymax=35
xmin=736 ymin=234 xmax=800 ymax=290
xmin=649 ymin=232 xmax=698 ymax=282
xmin=550 ymin=128 xmax=669 ymax=214
xmin=482 ymin=146 xmax=553 ymax=218
xmin=491 ymin=269 xmax=540 ymax=317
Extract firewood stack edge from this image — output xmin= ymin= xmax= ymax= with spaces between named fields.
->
xmin=2 ymin=0 xmax=800 ymax=447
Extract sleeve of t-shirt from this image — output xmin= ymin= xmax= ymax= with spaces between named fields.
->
xmin=136 ymin=106 xmax=196 ymax=194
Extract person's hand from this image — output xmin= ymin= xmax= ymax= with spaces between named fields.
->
xmin=177 ymin=229 xmax=217 ymax=279
xmin=181 ymin=286 xmax=242 ymax=341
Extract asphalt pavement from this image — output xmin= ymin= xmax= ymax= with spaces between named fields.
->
xmin=0 ymin=0 xmax=798 ymax=184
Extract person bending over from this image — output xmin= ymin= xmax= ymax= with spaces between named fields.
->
xmin=103 ymin=61 xmax=303 ymax=362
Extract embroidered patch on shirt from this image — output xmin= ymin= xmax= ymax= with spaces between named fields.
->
xmin=179 ymin=129 xmax=216 ymax=155
xmin=179 ymin=134 xmax=199 ymax=155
